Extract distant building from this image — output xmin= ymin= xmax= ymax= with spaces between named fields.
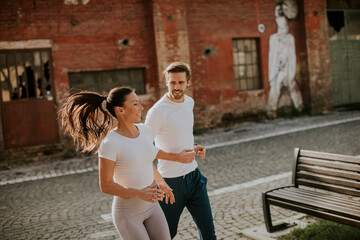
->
xmin=0 ymin=0 xmax=359 ymax=165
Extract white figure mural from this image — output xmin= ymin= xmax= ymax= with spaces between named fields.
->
xmin=268 ymin=0 xmax=304 ymax=115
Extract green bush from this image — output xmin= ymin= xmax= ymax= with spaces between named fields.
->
xmin=279 ymin=219 xmax=360 ymax=240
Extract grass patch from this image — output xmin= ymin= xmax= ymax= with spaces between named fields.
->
xmin=279 ymin=218 xmax=360 ymax=240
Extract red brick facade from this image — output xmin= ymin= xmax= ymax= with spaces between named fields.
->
xmin=0 ymin=0 xmax=337 ymax=164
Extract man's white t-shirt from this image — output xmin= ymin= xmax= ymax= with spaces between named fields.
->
xmin=98 ymin=124 xmax=159 ymax=189
xmin=145 ymin=94 xmax=198 ymax=178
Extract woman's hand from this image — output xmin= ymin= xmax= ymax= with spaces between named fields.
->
xmin=157 ymin=180 xmax=175 ymax=204
xmin=194 ymin=145 xmax=206 ymax=159
xmin=152 ymin=164 xmax=174 ymax=204
xmin=137 ymin=182 xmax=164 ymax=203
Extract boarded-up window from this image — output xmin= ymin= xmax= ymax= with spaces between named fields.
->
xmin=0 ymin=50 xmax=53 ymax=102
xmin=232 ymin=38 xmax=262 ymax=91
xmin=68 ymin=68 xmax=146 ymax=95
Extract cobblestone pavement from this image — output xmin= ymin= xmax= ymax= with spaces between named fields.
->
xmin=0 ymin=110 xmax=359 ymax=240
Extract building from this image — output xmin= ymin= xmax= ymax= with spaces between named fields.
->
xmin=0 ymin=0 xmax=359 ymax=166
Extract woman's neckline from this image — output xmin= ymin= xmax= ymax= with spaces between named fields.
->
xmin=114 ymin=125 xmax=140 ymax=139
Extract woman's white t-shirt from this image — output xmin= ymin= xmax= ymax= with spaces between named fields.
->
xmin=98 ymin=124 xmax=160 ymax=190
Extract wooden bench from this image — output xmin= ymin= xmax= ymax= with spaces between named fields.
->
xmin=262 ymin=148 xmax=360 ymax=232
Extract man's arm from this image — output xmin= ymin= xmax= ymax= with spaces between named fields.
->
xmin=156 ymin=149 xmax=195 ymax=163
xmin=145 ymin=107 xmax=162 ymax=141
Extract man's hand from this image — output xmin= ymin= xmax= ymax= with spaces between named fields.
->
xmin=194 ymin=145 xmax=206 ymax=159
xmin=177 ymin=149 xmax=195 ymax=163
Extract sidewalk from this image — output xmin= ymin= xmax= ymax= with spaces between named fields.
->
xmin=1 ymin=109 xmax=359 ymax=185
xmin=1 ymin=109 xmax=359 ymax=240
xmin=196 ymin=109 xmax=360 ymax=148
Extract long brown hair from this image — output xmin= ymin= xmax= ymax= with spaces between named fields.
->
xmin=59 ymin=87 xmax=134 ymax=152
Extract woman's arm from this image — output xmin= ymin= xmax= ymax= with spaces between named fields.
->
xmin=153 ymin=164 xmax=175 ymax=204
xmin=99 ymin=157 xmax=164 ymax=202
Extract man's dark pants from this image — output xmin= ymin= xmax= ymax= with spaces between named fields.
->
xmin=160 ymin=168 xmax=217 ymax=240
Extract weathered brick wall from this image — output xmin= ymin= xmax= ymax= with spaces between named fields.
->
xmin=0 ymin=143 xmax=64 ymax=169
xmin=0 ymin=0 xmax=334 ymax=164
xmin=0 ymin=0 xmax=159 ymax=163
xmin=151 ymin=0 xmax=192 ymax=98
xmin=186 ymin=0 xmax=312 ymax=128
xmin=0 ymin=0 xmax=159 ymax=110
xmin=303 ymin=0 xmax=333 ymax=113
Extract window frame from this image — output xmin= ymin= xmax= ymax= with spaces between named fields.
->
xmin=232 ymin=38 xmax=263 ymax=92
xmin=67 ymin=67 xmax=147 ymax=95
xmin=0 ymin=48 xmax=54 ymax=102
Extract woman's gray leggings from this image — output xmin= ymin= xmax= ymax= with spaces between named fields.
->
xmin=112 ymin=196 xmax=171 ymax=240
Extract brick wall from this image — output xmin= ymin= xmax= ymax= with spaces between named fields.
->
xmin=0 ymin=0 xmax=334 ymax=163
xmin=0 ymin=0 xmax=160 ymax=163
xmin=186 ymin=0 xmax=313 ymax=127
xmin=151 ymin=0 xmax=192 ymax=97
xmin=0 ymin=143 xmax=64 ymax=169
xmin=303 ymin=0 xmax=333 ymax=113
xmin=0 ymin=0 xmax=159 ymax=108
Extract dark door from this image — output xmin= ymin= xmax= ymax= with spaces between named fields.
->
xmin=328 ymin=10 xmax=360 ymax=106
xmin=0 ymin=49 xmax=59 ymax=148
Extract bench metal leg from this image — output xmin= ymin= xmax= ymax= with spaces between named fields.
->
xmin=262 ymin=192 xmax=290 ymax=233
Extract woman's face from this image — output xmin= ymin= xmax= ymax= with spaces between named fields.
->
xmin=274 ymin=4 xmax=289 ymax=31
xmin=274 ymin=5 xmax=283 ymax=17
xmin=117 ymin=92 xmax=144 ymax=123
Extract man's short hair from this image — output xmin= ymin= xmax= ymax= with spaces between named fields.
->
xmin=163 ymin=62 xmax=192 ymax=81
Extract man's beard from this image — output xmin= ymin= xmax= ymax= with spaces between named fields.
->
xmin=171 ymin=90 xmax=184 ymax=99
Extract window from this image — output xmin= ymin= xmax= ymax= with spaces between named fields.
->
xmin=327 ymin=11 xmax=345 ymax=40
xmin=345 ymin=10 xmax=360 ymax=40
xmin=232 ymin=38 xmax=262 ymax=91
xmin=0 ymin=50 xmax=53 ymax=102
xmin=68 ymin=68 xmax=146 ymax=95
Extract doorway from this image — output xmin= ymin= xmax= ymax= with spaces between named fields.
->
xmin=0 ymin=49 xmax=59 ymax=148
xmin=327 ymin=9 xmax=360 ymax=106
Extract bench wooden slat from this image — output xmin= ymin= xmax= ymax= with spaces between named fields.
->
xmin=262 ymin=148 xmax=360 ymax=233
xmin=300 ymin=149 xmax=360 ymax=164
xmin=285 ymin=187 xmax=360 ymax=208
xmin=268 ymin=190 xmax=360 ymax=217
xmin=297 ymin=178 xmax=360 ymax=197
xmin=297 ymin=164 xmax=360 ymax=181
xmin=275 ymin=188 xmax=360 ymax=211
xmin=298 ymin=157 xmax=360 ymax=172
xmin=276 ymin=187 xmax=360 ymax=210
xmin=267 ymin=191 xmax=360 ymax=219
xmin=268 ymin=198 xmax=360 ymax=228
xmin=297 ymin=171 xmax=360 ymax=189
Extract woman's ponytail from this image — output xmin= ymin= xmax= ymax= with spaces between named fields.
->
xmin=60 ymin=87 xmax=134 ymax=153
xmin=60 ymin=91 xmax=114 ymax=152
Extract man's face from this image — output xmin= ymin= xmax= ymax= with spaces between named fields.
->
xmin=166 ymin=72 xmax=190 ymax=102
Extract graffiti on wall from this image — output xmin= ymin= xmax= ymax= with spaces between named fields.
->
xmin=268 ymin=0 xmax=304 ymax=114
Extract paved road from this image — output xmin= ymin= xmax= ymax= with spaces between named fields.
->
xmin=1 ymin=111 xmax=359 ymax=240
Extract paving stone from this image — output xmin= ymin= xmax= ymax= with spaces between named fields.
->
xmin=0 ymin=110 xmax=359 ymax=239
